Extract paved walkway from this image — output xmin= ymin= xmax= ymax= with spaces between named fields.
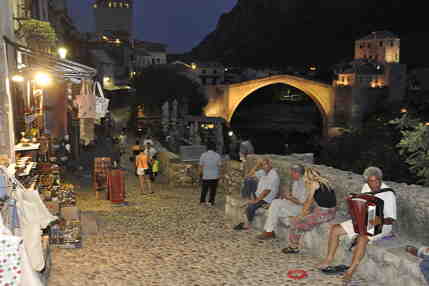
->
xmin=48 ymin=148 xmax=365 ymax=286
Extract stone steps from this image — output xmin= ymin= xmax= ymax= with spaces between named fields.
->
xmin=225 ymin=194 xmax=427 ymax=285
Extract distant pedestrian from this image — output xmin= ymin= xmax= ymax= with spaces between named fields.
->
xmin=198 ymin=142 xmax=222 ymax=207
xmin=118 ymin=128 xmax=127 ymax=157
xmin=151 ymin=154 xmax=160 ymax=182
xmin=135 ymin=149 xmax=152 ymax=194
xmin=239 ymin=136 xmax=255 ymax=162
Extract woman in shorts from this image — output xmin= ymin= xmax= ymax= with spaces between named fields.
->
xmin=135 ymin=149 xmax=152 ymax=194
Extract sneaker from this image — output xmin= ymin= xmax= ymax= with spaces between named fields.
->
xmin=256 ymin=232 xmax=276 ymax=240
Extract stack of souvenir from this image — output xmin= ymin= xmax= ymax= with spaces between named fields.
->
xmin=57 ymin=184 xmax=76 ymax=207
xmin=50 ymin=219 xmax=81 ymax=248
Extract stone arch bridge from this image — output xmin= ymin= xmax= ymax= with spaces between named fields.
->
xmin=204 ymin=75 xmax=335 ymax=136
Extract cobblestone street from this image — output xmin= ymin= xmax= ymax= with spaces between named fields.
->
xmin=48 ymin=167 xmax=364 ymax=286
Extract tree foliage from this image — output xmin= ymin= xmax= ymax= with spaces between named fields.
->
xmin=20 ymin=19 xmax=57 ymax=43
xmin=319 ymin=112 xmax=417 ymax=184
xmin=131 ymin=65 xmax=207 ymax=116
xmin=391 ymin=114 xmax=429 ymax=186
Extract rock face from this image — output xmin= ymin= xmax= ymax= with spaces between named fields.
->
xmin=191 ymin=0 xmax=428 ymax=66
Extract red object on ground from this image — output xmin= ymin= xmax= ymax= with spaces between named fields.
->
xmin=108 ymin=169 xmax=126 ymax=203
xmin=287 ymin=269 xmax=308 ymax=280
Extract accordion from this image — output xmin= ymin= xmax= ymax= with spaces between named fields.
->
xmin=346 ymin=193 xmax=384 ymax=236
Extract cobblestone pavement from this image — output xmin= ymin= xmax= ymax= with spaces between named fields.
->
xmin=49 ymin=168 xmax=366 ymax=286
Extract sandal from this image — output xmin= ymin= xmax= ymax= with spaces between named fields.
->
xmin=405 ymin=245 xmax=418 ymax=257
xmin=233 ymin=222 xmax=245 ymax=230
xmin=282 ymin=246 xmax=300 ymax=254
xmin=320 ymin=265 xmax=349 ymax=275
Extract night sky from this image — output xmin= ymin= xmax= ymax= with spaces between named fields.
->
xmin=67 ymin=0 xmax=236 ymax=53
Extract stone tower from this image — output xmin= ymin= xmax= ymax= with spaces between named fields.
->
xmin=354 ymin=31 xmax=400 ymax=64
xmin=93 ymin=0 xmax=133 ymax=38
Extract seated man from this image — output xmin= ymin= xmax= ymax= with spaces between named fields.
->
xmin=256 ymin=164 xmax=307 ymax=240
xmin=406 ymin=245 xmax=429 ymax=284
xmin=318 ymin=166 xmax=397 ymax=282
xmin=240 ymin=158 xmax=266 ymax=199
xmin=234 ymin=158 xmax=280 ymax=231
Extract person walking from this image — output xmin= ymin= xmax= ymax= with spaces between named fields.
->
xmin=198 ymin=142 xmax=222 ymax=207
xmin=135 ymin=149 xmax=152 ymax=194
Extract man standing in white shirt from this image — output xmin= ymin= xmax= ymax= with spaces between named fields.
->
xmin=318 ymin=166 xmax=397 ymax=282
xmin=235 ymin=158 xmax=280 ymax=231
xmin=199 ymin=142 xmax=222 ymax=206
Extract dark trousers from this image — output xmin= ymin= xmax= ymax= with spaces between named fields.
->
xmin=246 ymin=200 xmax=267 ymax=223
xmin=240 ymin=177 xmax=258 ymax=199
xmin=200 ymin=179 xmax=219 ymax=204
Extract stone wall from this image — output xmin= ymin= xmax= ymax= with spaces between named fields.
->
xmin=222 ymin=154 xmax=429 ymax=245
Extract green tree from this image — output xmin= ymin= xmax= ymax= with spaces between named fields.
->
xmin=319 ymin=111 xmax=417 ymax=184
xmin=131 ymin=65 xmax=207 ymax=116
xmin=391 ymin=114 xmax=429 ymax=186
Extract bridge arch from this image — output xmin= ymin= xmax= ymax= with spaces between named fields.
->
xmin=204 ymin=75 xmax=335 ymax=136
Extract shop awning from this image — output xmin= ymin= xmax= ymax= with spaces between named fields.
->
xmin=3 ymin=36 xmax=97 ymax=79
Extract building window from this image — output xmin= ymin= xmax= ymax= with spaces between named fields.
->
xmin=93 ymin=4 xmax=98 ymax=8
xmin=360 ymin=44 xmax=363 ymax=48
xmin=124 ymin=2 xmax=129 ymax=8
xmin=368 ymin=43 xmax=371 ymax=48
xmin=213 ymin=70 xmax=217 ymax=74
xmin=379 ymin=41 xmax=383 ymax=47
xmin=108 ymin=2 xmax=112 ymax=8
xmin=390 ymin=41 xmax=394 ymax=47
xmin=119 ymin=2 xmax=123 ymax=8
xmin=113 ymin=2 xmax=117 ymax=8
xmin=157 ymin=58 xmax=161 ymax=63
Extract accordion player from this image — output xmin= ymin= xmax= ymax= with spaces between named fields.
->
xmin=346 ymin=192 xmax=387 ymax=236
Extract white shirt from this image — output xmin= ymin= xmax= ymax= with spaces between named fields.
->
xmin=292 ymin=178 xmax=307 ymax=204
xmin=199 ymin=150 xmax=222 ymax=180
xmin=256 ymin=168 xmax=280 ymax=203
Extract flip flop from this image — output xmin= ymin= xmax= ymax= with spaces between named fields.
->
xmin=233 ymin=222 xmax=245 ymax=230
xmin=320 ymin=265 xmax=349 ymax=275
xmin=282 ymin=246 xmax=300 ymax=254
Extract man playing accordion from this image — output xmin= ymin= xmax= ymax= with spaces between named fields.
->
xmin=318 ymin=166 xmax=397 ymax=282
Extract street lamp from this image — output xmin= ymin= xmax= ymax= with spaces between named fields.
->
xmin=34 ymin=72 xmax=52 ymax=86
xmin=58 ymin=47 xmax=68 ymax=59
xmin=12 ymin=74 xmax=25 ymax=82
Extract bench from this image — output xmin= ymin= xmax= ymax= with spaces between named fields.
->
xmin=225 ymin=194 xmax=427 ymax=286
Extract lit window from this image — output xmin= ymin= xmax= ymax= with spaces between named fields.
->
xmin=93 ymin=4 xmax=98 ymax=8
xmin=108 ymin=2 xmax=112 ymax=8
xmin=113 ymin=2 xmax=117 ymax=8
xmin=124 ymin=3 xmax=129 ymax=8
xmin=119 ymin=2 xmax=123 ymax=8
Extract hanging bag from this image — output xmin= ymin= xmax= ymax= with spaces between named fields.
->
xmin=94 ymin=81 xmax=110 ymax=120
xmin=78 ymin=80 xmax=97 ymax=119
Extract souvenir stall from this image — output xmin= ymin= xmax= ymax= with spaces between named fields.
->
xmin=0 ymin=37 xmax=104 ymax=285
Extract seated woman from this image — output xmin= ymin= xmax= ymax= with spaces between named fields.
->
xmin=240 ymin=158 xmax=265 ymax=199
xmin=282 ymin=167 xmax=337 ymax=254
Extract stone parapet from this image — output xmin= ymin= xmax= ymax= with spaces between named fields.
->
xmin=239 ymin=154 xmax=429 ymax=245
xmin=225 ymin=194 xmax=427 ymax=286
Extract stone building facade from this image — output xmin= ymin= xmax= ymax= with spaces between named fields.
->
xmin=333 ymin=31 xmax=407 ymax=128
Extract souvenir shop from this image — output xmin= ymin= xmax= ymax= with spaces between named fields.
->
xmin=0 ymin=37 xmax=108 ymax=285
